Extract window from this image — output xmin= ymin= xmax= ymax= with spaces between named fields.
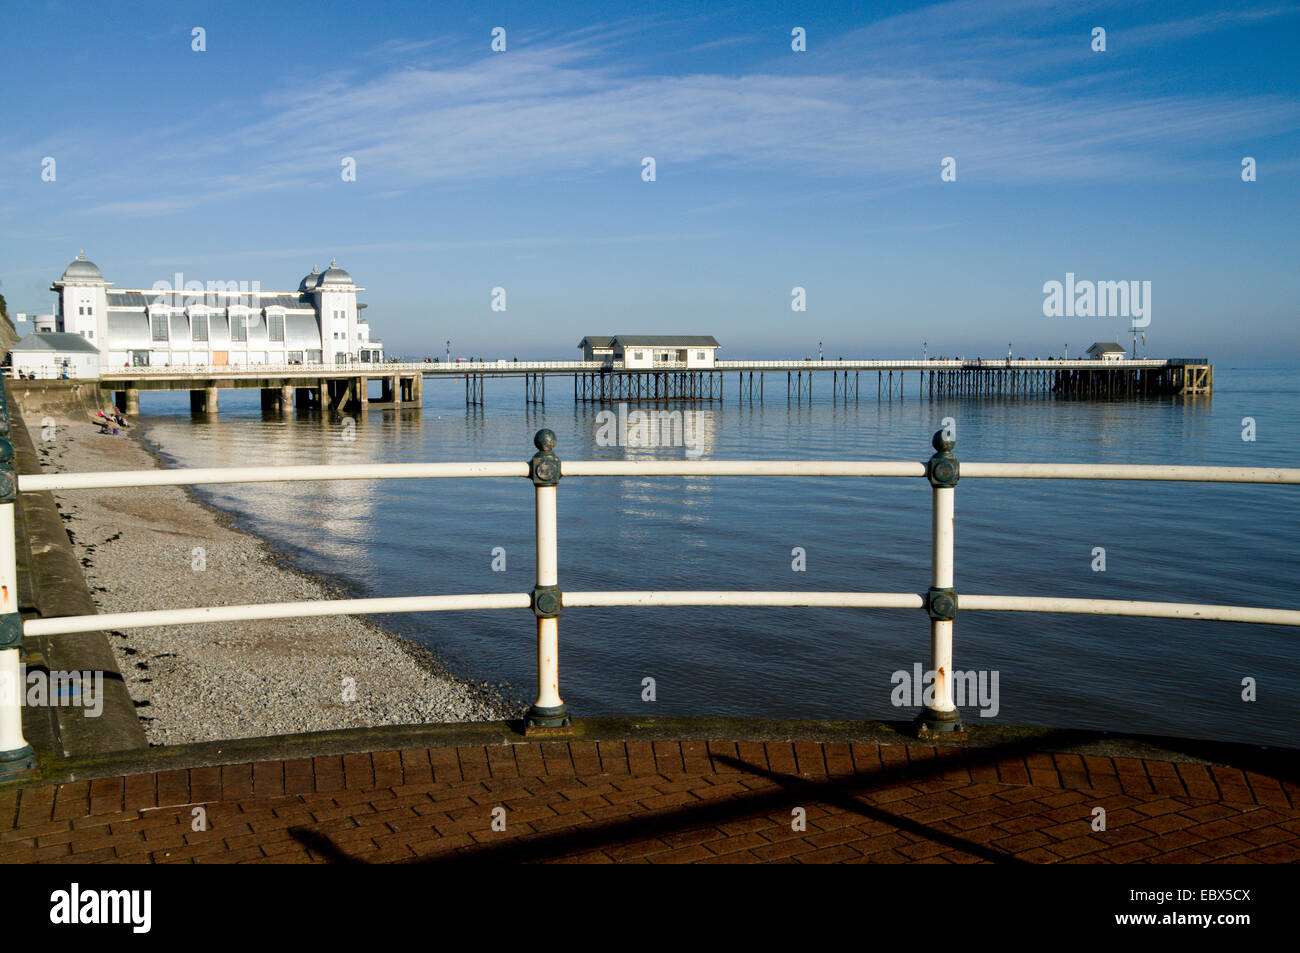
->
xmin=192 ymin=314 xmax=208 ymax=342
xmin=306 ymin=349 xmax=322 ymax=363
xmin=231 ymin=314 xmax=247 ymax=342
xmin=633 ymin=351 xmax=644 ymax=360
xmin=268 ymin=313 xmax=284 ymax=341
xmin=287 ymin=351 xmax=303 ymax=364
xmin=151 ymin=314 xmax=169 ymax=342
xmin=696 ymin=351 xmax=705 ymax=360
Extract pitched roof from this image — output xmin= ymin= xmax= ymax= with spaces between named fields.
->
xmin=106 ymin=292 xmax=151 ymax=307
xmin=578 ymin=336 xmax=615 ymax=348
xmin=1087 ymin=342 xmax=1126 ymax=352
xmin=11 ymin=332 xmax=102 ymax=354
xmin=610 ymin=335 xmax=720 ymax=347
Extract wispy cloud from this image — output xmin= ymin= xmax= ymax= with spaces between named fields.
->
xmin=15 ymin=1 xmax=1300 ymax=220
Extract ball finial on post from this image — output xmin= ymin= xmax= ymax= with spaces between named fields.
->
xmin=927 ymin=429 xmax=959 ymax=488
xmin=530 ymin=429 xmax=561 ymax=486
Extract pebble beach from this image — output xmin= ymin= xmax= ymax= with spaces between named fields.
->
xmin=27 ymin=409 xmax=515 ymax=746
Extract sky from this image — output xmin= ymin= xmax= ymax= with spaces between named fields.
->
xmin=1 ymin=0 xmax=1297 ymax=360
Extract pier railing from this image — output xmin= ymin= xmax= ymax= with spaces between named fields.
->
xmin=714 ymin=358 xmax=1175 ymax=370
xmin=0 ymin=408 xmax=1296 ymax=776
xmin=86 ymin=356 xmax=1199 ymax=381
xmin=93 ymin=360 xmax=618 ymax=378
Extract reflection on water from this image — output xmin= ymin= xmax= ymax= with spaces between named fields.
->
xmin=134 ymin=365 xmax=1300 ymax=746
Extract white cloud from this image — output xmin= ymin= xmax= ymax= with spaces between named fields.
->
xmin=26 ymin=2 xmax=1300 ymax=218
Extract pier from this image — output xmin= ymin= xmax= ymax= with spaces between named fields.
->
xmin=90 ymin=356 xmax=1213 ymax=414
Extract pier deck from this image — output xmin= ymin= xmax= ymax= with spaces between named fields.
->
xmin=90 ymin=357 xmax=1213 ymax=414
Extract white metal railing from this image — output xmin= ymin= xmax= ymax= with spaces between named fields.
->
xmin=714 ymin=359 xmax=1177 ymax=370
xmin=89 ymin=357 xmax=1197 ymax=380
xmin=1 ymin=425 xmax=1296 ymax=767
xmin=97 ymin=361 xmax=617 ymax=378
xmin=2 ymin=366 xmax=84 ymax=381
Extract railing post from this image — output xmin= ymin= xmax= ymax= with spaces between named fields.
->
xmin=0 ymin=421 xmax=38 ymax=780
xmin=526 ymin=429 xmax=570 ymax=733
xmin=919 ymin=427 xmax=964 ymax=735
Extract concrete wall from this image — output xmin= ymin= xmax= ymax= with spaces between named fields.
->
xmin=5 ymin=383 xmax=147 ymax=757
xmin=3 ymin=379 xmax=107 ymax=419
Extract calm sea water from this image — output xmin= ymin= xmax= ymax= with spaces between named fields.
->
xmin=130 ymin=362 xmax=1299 ymax=747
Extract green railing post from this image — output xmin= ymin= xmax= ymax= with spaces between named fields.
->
xmin=526 ymin=429 xmax=570 ymax=733
xmin=919 ymin=427 xmax=964 ymax=735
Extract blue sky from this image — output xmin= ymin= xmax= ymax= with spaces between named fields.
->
xmin=2 ymin=0 xmax=1297 ymax=359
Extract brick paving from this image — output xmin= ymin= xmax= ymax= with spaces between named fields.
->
xmin=2 ymin=740 xmax=1298 ymax=864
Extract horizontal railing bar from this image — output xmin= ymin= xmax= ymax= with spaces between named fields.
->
xmin=564 ymin=591 xmax=926 ymax=608
xmin=23 ymin=590 xmax=1299 ymax=636
xmin=21 ymin=462 xmax=1298 ymax=493
xmin=961 ymin=463 xmax=1300 ymax=483
xmin=960 ymin=595 xmax=1300 ymax=626
xmin=713 ymin=359 xmax=1176 ymax=369
xmin=22 ymin=593 xmax=534 ymax=636
xmin=561 ymin=461 xmax=928 ymax=477
xmin=87 ymin=357 xmax=1199 ymax=380
xmin=19 ymin=462 xmax=529 ymax=492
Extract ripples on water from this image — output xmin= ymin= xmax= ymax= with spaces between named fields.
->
xmin=134 ymin=363 xmax=1300 ymax=746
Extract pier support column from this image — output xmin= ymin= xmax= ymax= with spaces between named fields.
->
xmin=280 ymin=384 xmax=294 ymax=412
xmin=202 ymin=386 xmax=218 ymax=415
xmin=919 ymin=428 xmax=963 ymax=736
xmin=125 ymin=388 xmax=140 ymax=416
xmin=318 ymin=380 xmax=331 ymax=413
xmin=391 ymin=375 xmax=401 ymax=405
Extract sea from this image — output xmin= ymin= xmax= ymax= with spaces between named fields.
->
xmin=130 ymin=362 xmax=1299 ymax=748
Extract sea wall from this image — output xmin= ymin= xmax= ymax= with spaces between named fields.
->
xmin=6 ymin=382 xmax=146 ymax=759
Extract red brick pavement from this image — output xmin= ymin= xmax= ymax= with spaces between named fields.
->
xmin=2 ymin=741 xmax=1298 ymax=864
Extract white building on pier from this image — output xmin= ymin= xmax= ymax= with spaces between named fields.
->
xmin=578 ymin=334 xmax=720 ymax=368
xmin=44 ymin=252 xmax=384 ymax=369
xmin=1085 ymin=342 xmax=1127 ymax=362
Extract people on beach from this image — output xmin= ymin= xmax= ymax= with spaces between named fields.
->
xmin=94 ymin=408 xmax=126 ymax=435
